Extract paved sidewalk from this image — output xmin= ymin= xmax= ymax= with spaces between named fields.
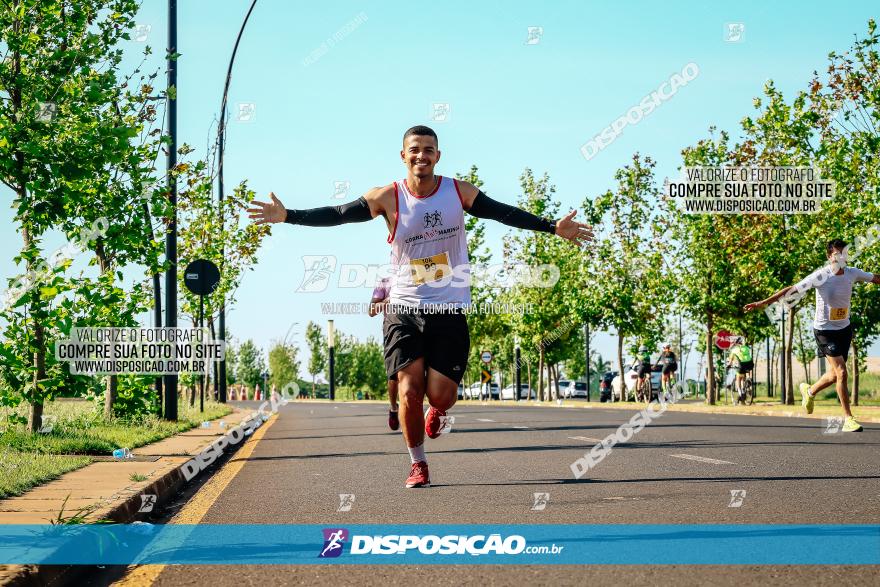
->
xmin=0 ymin=408 xmax=249 ymax=525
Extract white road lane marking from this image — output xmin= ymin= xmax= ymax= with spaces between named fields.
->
xmin=669 ymin=453 xmax=734 ymax=465
xmin=476 ymin=418 xmax=495 ymax=422
xmin=512 ymin=425 xmax=530 ymax=429
xmin=569 ymin=436 xmax=604 ymax=443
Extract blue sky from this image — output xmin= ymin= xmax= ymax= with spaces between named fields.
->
xmin=2 ymin=0 xmax=879 ymax=380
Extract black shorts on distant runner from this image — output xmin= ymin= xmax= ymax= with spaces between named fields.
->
xmin=737 ymin=360 xmax=754 ymax=375
xmin=662 ymin=362 xmax=678 ymax=375
xmin=636 ymin=363 xmax=651 ymax=378
xmin=814 ymin=324 xmax=852 ymax=362
xmin=383 ymin=306 xmax=470 ymax=384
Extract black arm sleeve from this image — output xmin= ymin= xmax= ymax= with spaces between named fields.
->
xmin=284 ymin=197 xmax=373 ymax=226
xmin=466 ymin=190 xmax=556 ymax=234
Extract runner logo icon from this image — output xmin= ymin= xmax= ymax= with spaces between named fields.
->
xmin=319 ymin=528 xmax=349 ymax=558
xmin=424 ymin=210 xmax=442 ymax=228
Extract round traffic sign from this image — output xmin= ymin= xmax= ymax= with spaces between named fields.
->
xmin=480 ymin=350 xmax=492 ymax=363
xmin=714 ymin=330 xmax=736 ymax=350
xmin=183 ymin=259 xmax=221 ymax=296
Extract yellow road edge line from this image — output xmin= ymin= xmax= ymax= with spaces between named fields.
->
xmin=114 ymin=414 xmax=278 ymax=587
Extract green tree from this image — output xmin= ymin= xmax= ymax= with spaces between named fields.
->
xmin=236 ymin=339 xmax=264 ymax=391
xmin=0 ymin=0 xmax=166 ymax=429
xmin=268 ymin=341 xmax=300 ymax=393
xmin=590 ymin=154 xmax=670 ymax=400
xmin=305 ymin=321 xmax=325 ymax=396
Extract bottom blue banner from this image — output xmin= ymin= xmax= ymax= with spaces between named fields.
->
xmin=0 ymin=524 xmax=877 ymax=565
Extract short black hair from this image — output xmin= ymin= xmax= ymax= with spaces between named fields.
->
xmin=403 ymin=125 xmax=438 ymax=145
xmin=826 ymin=239 xmax=847 ymax=255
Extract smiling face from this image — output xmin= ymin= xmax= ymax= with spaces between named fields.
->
xmin=401 ymin=133 xmax=440 ymax=179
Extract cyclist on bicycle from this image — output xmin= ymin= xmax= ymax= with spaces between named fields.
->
xmin=726 ymin=337 xmax=753 ymax=400
xmin=655 ymin=342 xmax=678 ymax=399
xmin=632 ymin=345 xmax=653 ymax=401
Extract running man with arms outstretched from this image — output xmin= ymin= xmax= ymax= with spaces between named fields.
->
xmin=744 ymin=239 xmax=879 ymax=432
xmin=248 ymin=125 xmax=592 ymax=487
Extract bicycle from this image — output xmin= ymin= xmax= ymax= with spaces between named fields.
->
xmin=734 ymin=372 xmax=755 ymax=405
xmin=635 ymin=372 xmax=652 ymax=403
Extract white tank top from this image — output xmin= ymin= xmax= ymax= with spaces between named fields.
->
xmin=387 ymin=175 xmax=470 ymax=307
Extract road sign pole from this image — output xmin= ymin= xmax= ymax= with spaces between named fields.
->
xmin=199 ymin=294 xmax=204 ymax=413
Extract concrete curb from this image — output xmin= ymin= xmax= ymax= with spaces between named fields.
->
xmin=0 ymin=408 xmax=276 ymax=587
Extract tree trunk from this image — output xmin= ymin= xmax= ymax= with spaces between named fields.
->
xmin=616 ymin=334 xmax=624 ymax=402
xmin=141 ymin=201 xmax=163 ymax=414
xmin=852 ymin=339 xmax=859 ymax=406
xmin=13 ymin=27 xmax=47 ymax=433
xmin=95 ymin=242 xmax=118 ymax=419
xmin=209 ymin=316 xmax=219 ymax=401
xmin=785 ymin=309 xmax=795 ymax=405
xmin=526 ymin=360 xmax=532 ymax=400
xmin=706 ymin=315 xmax=716 ymax=405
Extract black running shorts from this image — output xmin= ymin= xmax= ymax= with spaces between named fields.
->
xmin=662 ymin=362 xmax=678 ymax=375
xmin=737 ymin=360 xmax=753 ymax=375
xmin=383 ymin=306 xmax=470 ymax=384
xmin=814 ymin=324 xmax=852 ymax=361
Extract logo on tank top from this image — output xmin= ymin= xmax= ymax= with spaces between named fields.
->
xmin=423 ymin=210 xmax=443 ymax=228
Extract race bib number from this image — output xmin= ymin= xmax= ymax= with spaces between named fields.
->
xmin=410 ymin=252 xmax=450 ymax=285
xmin=829 ymin=307 xmax=849 ymax=320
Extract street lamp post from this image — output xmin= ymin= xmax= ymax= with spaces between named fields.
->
xmin=514 ymin=335 xmax=521 ymax=402
xmin=217 ymin=0 xmax=259 ymax=404
xmin=163 ymin=0 xmax=179 ymax=421
xmin=328 ymin=320 xmax=335 ymax=401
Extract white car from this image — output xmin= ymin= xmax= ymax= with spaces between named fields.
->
xmin=561 ymin=380 xmax=589 ymax=399
xmin=467 ymin=382 xmax=499 ymax=400
xmin=501 ymin=383 xmax=531 ymax=400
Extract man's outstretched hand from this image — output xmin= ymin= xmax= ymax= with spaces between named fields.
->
xmin=743 ymin=301 xmax=765 ymax=312
xmin=248 ymin=192 xmax=286 ymax=225
xmin=555 ymin=210 xmax=593 ymax=247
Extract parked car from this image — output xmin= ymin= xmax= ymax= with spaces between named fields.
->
xmin=599 ymin=371 xmax=617 ymax=402
xmin=501 ymin=383 xmax=531 ymax=400
xmin=467 ymin=382 xmax=499 ymax=400
xmin=561 ymin=380 xmax=589 ymax=399
xmin=457 ymin=383 xmax=465 ymax=400
xmin=612 ymin=365 xmax=662 ymax=401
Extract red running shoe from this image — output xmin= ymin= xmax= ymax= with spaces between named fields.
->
xmin=424 ymin=406 xmax=447 ymax=439
xmin=405 ymin=461 xmax=430 ymax=488
xmin=388 ymin=410 xmax=400 ymax=431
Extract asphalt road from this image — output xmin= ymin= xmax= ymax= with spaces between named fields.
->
xmin=112 ymin=400 xmax=880 ymax=586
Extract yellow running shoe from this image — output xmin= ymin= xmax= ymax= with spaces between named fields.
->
xmin=842 ymin=416 xmax=863 ymax=432
xmin=799 ymin=382 xmax=814 ymax=414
